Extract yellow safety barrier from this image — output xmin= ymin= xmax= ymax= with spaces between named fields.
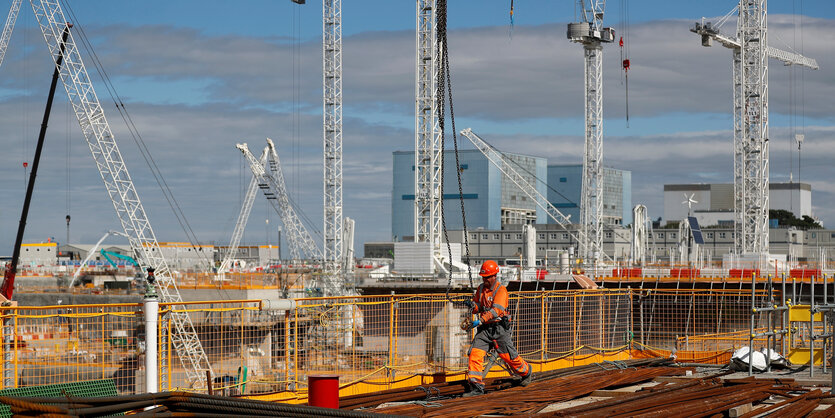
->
xmin=0 ymin=288 xmax=775 ymax=401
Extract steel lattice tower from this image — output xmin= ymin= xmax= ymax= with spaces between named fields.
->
xmin=735 ymin=0 xmax=769 ymax=256
xmin=414 ymin=0 xmax=443 ymax=267
xmin=323 ymin=0 xmax=343 ymax=280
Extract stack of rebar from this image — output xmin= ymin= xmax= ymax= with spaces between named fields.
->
xmin=374 ymin=365 xmax=690 ymax=417
xmin=341 ymin=357 xmax=676 ymax=410
xmin=0 ymin=391 xmax=400 ymax=418
xmin=547 ymin=376 xmax=835 ymax=417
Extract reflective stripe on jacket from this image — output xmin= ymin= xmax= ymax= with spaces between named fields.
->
xmin=471 ymin=280 xmax=509 ymax=324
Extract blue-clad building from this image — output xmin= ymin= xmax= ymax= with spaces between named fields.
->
xmin=392 ymin=150 xmax=548 ymax=241
xmin=547 ymin=164 xmax=632 ymax=226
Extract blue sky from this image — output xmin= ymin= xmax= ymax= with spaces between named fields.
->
xmin=0 ymin=0 xmax=833 ymax=258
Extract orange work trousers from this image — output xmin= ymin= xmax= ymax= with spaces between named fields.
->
xmin=467 ymin=323 xmax=530 ymax=388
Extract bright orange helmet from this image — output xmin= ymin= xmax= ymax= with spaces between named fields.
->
xmin=479 ymin=260 xmax=500 ymax=277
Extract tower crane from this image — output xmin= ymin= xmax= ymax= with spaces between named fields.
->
xmin=218 ymin=147 xmax=269 ymax=279
xmin=2 ymin=0 xmax=212 ymax=388
xmin=461 ymin=128 xmax=610 ymax=263
xmin=414 ymin=0 xmax=445 ymax=273
xmin=691 ymin=3 xmax=818 ymax=259
xmin=322 ymin=0 xmax=344 ymax=282
xmin=567 ymin=0 xmax=615 ymax=267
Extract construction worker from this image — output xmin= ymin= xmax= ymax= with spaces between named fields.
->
xmin=462 ymin=259 xmax=533 ymax=397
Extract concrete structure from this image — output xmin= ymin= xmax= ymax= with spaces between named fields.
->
xmin=547 ymin=164 xmax=632 ymax=226
xmin=19 ymin=242 xmax=58 ymax=266
xmin=664 ymin=182 xmax=812 ymax=226
xmin=392 ymin=149 xmax=547 ymax=242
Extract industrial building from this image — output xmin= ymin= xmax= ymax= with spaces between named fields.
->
xmin=391 ymin=151 xmax=634 ymax=243
xmin=547 ymin=164 xmax=632 ymax=226
xmin=391 ymin=149 xmax=548 ymax=242
xmin=664 ymin=182 xmax=813 ymax=227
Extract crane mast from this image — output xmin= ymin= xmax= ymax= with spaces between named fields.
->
xmin=322 ymin=0 xmax=343 ymax=279
xmin=27 ymin=0 xmax=211 ymax=387
xmin=737 ymin=0 xmax=769 ymax=257
xmin=414 ymin=0 xmax=443 ymax=271
xmin=567 ymin=0 xmax=614 ymax=266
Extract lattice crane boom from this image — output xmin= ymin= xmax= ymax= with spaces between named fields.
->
xmin=219 ymin=148 xmax=268 ymax=276
xmin=0 ymin=0 xmax=21 ymax=68
xmin=236 ymin=140 xmax=323 ymax=263
xmin=692 ymin=22 xmax=818 ymax=69
xmin=461 ymin=128 xmax=609 ymax=262
xmin=28 ymin=0 xmax=211 ymax=387
xmin=323 ymin=0 xmax=343 ymax=279
xmin=567 ymin=0 xmax=614 ymax=263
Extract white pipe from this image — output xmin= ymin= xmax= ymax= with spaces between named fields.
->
xmin=261 ymin=298 xmax=296 ymax=311
xmin=144 ymin=295 xmax=159 ymax=393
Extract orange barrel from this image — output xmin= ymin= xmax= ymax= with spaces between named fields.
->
xmin=308 ymin=375 xmax=339 ymax=408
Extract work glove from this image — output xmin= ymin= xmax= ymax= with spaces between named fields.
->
xmin=464 ymin=299 xmax=474 ymax=309
xmin=460 ymin=316 xmax=481 ymax=331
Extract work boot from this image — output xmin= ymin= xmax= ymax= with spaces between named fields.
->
xmin=519 ymin=371 xmax=534 ymax=387
xmin=462 ymin=384 xmax=485 ymax=397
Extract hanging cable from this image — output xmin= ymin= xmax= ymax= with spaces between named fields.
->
xmin=436 ymin=0 xmax=474 ymax=301
xmin=62 ymin=2 xmax=212 ymax=267
xmin=619 ymin=0 xmax=630 ymax=127
xmin=66 ymin=92 xmax=71 ymax=245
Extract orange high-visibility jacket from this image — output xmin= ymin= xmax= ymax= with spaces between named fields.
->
xmin=471 ymin=280 xmax=509 ymax=324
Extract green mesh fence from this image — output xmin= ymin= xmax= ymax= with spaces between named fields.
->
xmin=0 ymin=379 xmax=118 ymax=418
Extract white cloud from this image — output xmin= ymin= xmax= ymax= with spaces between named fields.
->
xmin=0 ymin=13 xmax=833 ymax=257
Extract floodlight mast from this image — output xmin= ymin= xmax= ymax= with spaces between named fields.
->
xmin=567 ymin=0 xmax=614 ymax=266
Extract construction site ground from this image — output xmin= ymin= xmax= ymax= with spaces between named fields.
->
xmin=343 ymin=359 xmax=835 ymax=417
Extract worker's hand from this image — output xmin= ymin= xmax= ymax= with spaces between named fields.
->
xmin=464 ymin=299 xmax=474 ymax=309
xmin=460 ymin=317 xmax=472 ymax=331
xmin=469 ymin=318 xmax=481 ymax=330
